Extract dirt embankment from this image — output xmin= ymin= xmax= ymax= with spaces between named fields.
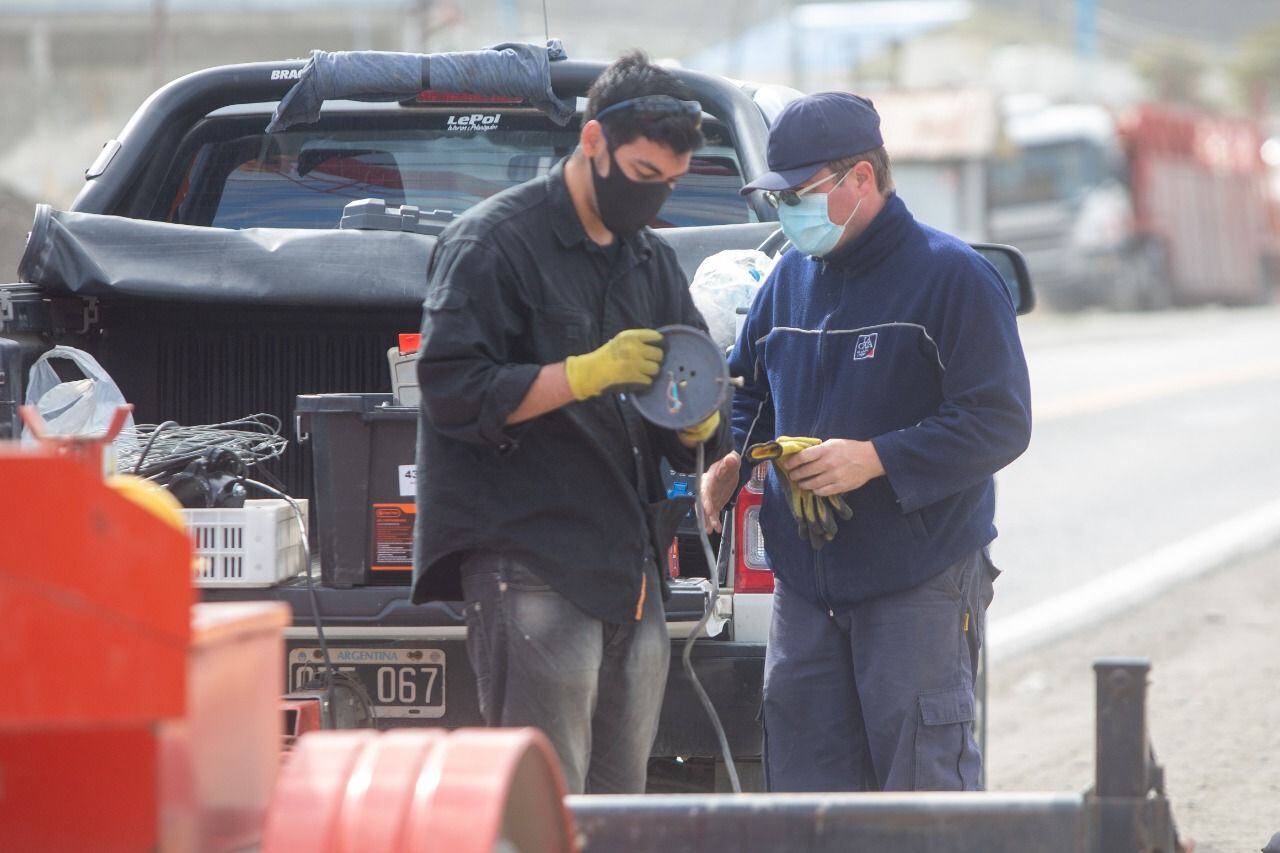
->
xmin=987 ymin=544 xmax=1280 ymax=852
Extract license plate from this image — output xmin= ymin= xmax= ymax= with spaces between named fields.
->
xmin=288 ymin=647 xmax=446 ymax=719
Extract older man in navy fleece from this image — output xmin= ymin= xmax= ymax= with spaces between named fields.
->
xmin=702 ymin=91 xmax=1032 ymax=792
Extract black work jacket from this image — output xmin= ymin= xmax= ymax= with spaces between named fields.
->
xmin=411 ymin=159 xmax=730 ymax=624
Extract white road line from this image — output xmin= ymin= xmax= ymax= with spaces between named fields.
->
xmin=1035 ymin=360 xmax=1280 ymax=423
xmin=987 ymin=497 xmax=1280 ymax=662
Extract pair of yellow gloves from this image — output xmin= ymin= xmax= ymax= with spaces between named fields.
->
xmin=746 ymin=437 xmax=853 ymax=550
xmin=564 ymin=328 xmax=719 ymax=445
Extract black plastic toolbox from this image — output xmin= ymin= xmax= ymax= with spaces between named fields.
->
xmin=296 ymin=393 xmax=418 ymax=587
xmin=0 ymin=337 xmax=22 ymax=440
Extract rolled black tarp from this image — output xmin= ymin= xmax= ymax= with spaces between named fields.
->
xmin=18 ymin=205 xmax=434 ymax=309
xmin=266 ymin=41 xmax=574 ymax=133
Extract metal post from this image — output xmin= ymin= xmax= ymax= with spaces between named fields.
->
xmin=401 ymin=0 xmax=434 ymax=53
xmin=1075 ymin=0 xmax=1096 ymax=98
xmin=977 ymin=639 xmax=989 ymax=789
xmin=1093 ymin=658 xmax=1149 ymax=798
xmin=26 ymin=20 xmax=52 ymax=89
xmin=151 ymin=0 xmax=169 ymax=91
xmin=349 ymin=7 xmax=373 ymax=51
xmin=727 ymin=5 xmax=744 ymax=80
xmin=1092 ymin=658 xmax=1178 ymax=853
xmin=419 ymin=0 xmax=433 ymax=53
xmin=786 ymin=0 xmax=802 ymax=91
xmin=1075 ymin=0 xmax=1096 ymax=60
xmin=498 ymin=0 xmax=518 ymax=38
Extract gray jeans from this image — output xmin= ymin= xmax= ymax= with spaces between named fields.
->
xmin=762 ymin=549 xmax=996 ymax=792
xmin=459 ymin=551 xmax=670 ymax=795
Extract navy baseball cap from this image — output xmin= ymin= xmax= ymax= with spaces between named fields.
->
xmin=740 ymin=91 xmax=883 ymax=195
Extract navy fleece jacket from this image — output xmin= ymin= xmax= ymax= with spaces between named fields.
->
xmin=729 ymin=192 xmax=1032 ymax=608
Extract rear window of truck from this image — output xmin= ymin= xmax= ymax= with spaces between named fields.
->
xmin=167 ymin=111 xmax=755 ymax=230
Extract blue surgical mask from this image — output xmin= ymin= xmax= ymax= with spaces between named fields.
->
xmin=778 ymin=180 xmax=861 ymax=258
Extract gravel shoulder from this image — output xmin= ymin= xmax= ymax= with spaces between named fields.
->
xmin=986 ymin=544 xmax=1280 ymax=852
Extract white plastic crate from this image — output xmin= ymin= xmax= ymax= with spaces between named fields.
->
xmin=183 ymin=499 xmax=309 ymax=588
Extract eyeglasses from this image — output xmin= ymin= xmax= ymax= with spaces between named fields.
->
xmin=763 ymin=169 xmax=849 ymax=208
xmin=595 ymin=95 xmax=704 ymax=128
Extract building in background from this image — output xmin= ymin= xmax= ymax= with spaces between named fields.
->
xmin=2 ymin=0 xmax=1279 ymax=291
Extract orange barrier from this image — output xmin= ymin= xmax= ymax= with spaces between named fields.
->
xmin=0 ymin=407 xmax=191 ymax=851
xmin=263 ymin=728 xmax=576 ymax=853
xmin=1 ymin=406 xmax=288 ymax=852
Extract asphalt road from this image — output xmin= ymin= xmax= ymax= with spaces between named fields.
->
xmin=987 ymin=303 xmax=1280 ymax=623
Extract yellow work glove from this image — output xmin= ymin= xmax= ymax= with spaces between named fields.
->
xmin=746 ymin=436 xmax=854 ymax=550
xmin=564 ymin=328 xmax=666 ymax=401
xmin=793 ymin=484 xmax=854 ymax=549
xmin=678 ymin=410 xmax=721 ymax=447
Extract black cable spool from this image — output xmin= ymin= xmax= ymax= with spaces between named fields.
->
xmin=630 ymin=325 xmax=730 ymax=431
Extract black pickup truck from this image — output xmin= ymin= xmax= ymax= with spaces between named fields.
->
xmin=0 ymin=51 xmax=1032 ymax=792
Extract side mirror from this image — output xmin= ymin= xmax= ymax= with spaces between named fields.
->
xmin=972 ymin=243 xmax=1036 ymax=315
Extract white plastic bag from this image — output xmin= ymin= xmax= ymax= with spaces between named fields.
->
xmin=688 ymin=249 xmax=777 ymax=352
xmin=24 ymin=346 xmax=136 ymax=440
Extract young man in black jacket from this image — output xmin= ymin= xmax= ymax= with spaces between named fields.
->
xmin=412 ymin=51 xmax=729 ymax=795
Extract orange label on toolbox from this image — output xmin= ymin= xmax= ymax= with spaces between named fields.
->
xmin=371 ymin=503 xmax=416 ymax=570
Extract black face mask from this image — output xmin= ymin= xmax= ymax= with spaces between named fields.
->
xmin=590 ymin=143 xmax=673 ymax=236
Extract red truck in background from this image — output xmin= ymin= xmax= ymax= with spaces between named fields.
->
xmin=1120 ymin=104 xmax=1280 ymax=307
xmin=883 ymin=92 xmax=1280 ymax=311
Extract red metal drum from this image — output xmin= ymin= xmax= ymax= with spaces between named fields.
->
xmin=262 ymin=730 xmax=379 ymax=852
xmin=263 ymin=728 xmax=574 ymax=853
xmin=403 ymin=728 xmax=574 ymax=853
xmin=337 ymin=730 xmax=447 ymax=852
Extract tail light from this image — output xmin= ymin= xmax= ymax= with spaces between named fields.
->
xmin=733 ymin=464 xmax=774 ymax=594
xmin=405 ymin=90 xmax=524 ymax=105
xmin=666 ymin=537 xmax=680 ymax=579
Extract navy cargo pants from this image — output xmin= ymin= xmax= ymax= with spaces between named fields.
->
xmin=761 ymin=549 xmax=996 ymax=792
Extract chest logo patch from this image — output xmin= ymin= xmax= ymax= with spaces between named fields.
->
xmin=853 ymin=332 xmax=878 ymax=361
